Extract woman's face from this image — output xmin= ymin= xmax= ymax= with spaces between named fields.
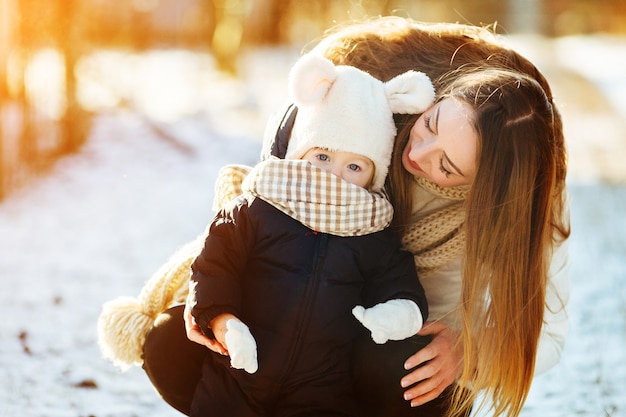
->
xmin=402 ymin=97 xmax=478 ymax=187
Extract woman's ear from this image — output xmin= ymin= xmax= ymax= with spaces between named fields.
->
xmin=289 ymin=53 xmax=337 ymax=106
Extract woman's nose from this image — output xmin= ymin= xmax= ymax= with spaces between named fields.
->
xmin=409 ymin=139 xmax=434 ymax=161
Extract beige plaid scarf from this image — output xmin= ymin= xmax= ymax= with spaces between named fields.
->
xmin=213 ymin=158 xmax=394 ymax=237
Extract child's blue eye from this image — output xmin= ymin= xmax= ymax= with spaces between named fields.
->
xmin=348 ymin=164 xmax=361 ymax=172
xmin=317 ymin=154 xmax=329 ymax=162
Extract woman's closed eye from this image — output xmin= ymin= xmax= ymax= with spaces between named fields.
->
xmin=424 ymin=115 xmax=434 ymax=134
xmin=439 ymin=155 xmax=452 ymax=177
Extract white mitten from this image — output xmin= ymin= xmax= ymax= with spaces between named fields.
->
xmin=352 ymin=299 xmax=423 ymax=344
xmin=224 ymin=319 xmax=258 ymax=373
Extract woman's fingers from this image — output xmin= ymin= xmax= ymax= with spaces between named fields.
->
xmin=401 ymin=347 xmax=448 ymax=392
xmin=401 ymin=355 xmax=455 ymax=406
xmin=418 ymin=320 xmax=449 ymax=337
xmin=183 ymin=304 xmax=228 ymax=354
xmin=405 ymin=375 xmax=451 ymax=407
xmin=204 ymin=337 xmax=229 ymax=355
xmin=187 ymin=322 xmax=228 ymax=354
xmin=400 ymin=321 xmax=462 ymax=407
xmin=403 ymin=339 xmax=437 ymax=371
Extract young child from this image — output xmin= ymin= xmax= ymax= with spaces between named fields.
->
xmin=188 ymin=53 xmax=435 ymax=417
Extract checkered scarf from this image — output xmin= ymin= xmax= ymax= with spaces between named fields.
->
xmin=213 ymin=158 xmax=394 ymax=237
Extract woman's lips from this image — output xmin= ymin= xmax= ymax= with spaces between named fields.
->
xmin=409 ymin=159 xmax=423 ymax=172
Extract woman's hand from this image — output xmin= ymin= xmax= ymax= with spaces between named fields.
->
xmin=183 ymin=303 xmax=228 ymax=355
xmin=400 ymin=321 xmax=463 ymax=407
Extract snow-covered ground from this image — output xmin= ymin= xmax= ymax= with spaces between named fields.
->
xmin=1 ymin=35 xmax=625 ymax=417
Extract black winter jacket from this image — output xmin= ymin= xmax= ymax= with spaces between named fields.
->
xmin=190 ymin=191 xmax=427 ymax=401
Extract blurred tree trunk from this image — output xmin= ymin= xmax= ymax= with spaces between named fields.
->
xmin=210 ymin=0 xmax=242 ymax=74
xmin=199 ymin=0 xmax=217 ymax=47
xmin=0 ymin=0 xmax=10 ymax=198
xmin=1 ymin=0 xmax=91 ymax=199
xmin=243 ymin=0 xmax=292 ymax=44
xmin=15 ymin=0 xmax=35 ymax=176
xmin=57 ymin=0 xmax=90 ymax=154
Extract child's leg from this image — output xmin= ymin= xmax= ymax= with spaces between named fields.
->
xmin=274 ymin=369 xmax=361 ymax=417
xmin=191 ymin=353 xmax=263 ymax=417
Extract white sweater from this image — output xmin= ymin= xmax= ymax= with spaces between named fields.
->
xmin=411 ymin=182 xmax=570 ymax=375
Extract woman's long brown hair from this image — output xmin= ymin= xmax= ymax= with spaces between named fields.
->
xmin=313 ymin=16 xmax=570 ymax=417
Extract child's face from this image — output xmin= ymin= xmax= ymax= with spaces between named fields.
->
xmin=302 ymin=148 xmax=375 ymax=189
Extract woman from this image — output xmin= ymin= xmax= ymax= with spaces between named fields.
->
xmin=98 ymin=16 xmax=569 ymax=417
xmin=260 ymin=18 xmax=569 ymax=417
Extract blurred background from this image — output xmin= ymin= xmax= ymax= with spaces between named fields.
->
xmin=1 ymin=2 xmax=626 ymax=416
xmin=1 ymin=0 xmax=626 ymax=200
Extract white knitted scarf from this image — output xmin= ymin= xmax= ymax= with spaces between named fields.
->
xmin=216 ymin=158 xmax=394 ymax=237
xmin=401 ymin=177 xmax=468 ymax=274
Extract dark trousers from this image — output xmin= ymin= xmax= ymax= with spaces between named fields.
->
xmin=142 ymin=305 xmax=207 ymax=416
xmin=142 ymin=305 xmax=470 ymax=417
xmin=351 ymin=332 xmax=471 ymax=417
xmin=191 ymin=352 xmax=360 ymax=417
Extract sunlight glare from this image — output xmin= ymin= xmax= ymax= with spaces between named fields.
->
xmin=75 ymin=50 xmax=134 ymax=111
xmin=76 ymin=49 xmax=219 ymax=122
xmin=24 ymin=49 xmax=66 ymax=120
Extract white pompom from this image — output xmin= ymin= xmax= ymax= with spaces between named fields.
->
xmin=97 ymin=296 xmax=154 ymax=370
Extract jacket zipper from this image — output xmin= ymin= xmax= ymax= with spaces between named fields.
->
xmin=273 ymin=232 xmax=328 ymax=394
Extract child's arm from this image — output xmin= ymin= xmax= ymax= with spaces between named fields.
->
xmin=189 ymin=198 xmax=258 ymax=373
xmin=358 ymin=236 xmax=428 ymax=344
xmin=209 ymin=312 xmax=239 ymax=353
xmin=211 ymin=313 xmax=258 ymax=374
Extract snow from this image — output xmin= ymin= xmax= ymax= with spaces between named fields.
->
xmin=1 ymin=37 xmax=625 ymax=417
xmin=0 ymin=111 xmax=261 ymax=417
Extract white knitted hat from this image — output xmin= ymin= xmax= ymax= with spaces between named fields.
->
xmin=285 ymin=53 xmax=435 ymax=191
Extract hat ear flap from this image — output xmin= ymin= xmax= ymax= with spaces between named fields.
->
xmin=385 ymin=70 xmax=436 ymax=114
xmin=289 ymin=54 xmax=338 ymax=106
